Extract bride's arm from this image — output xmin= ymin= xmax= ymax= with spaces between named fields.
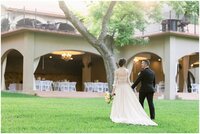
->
xmin=111 ymin=70 xmax=118 ymax=95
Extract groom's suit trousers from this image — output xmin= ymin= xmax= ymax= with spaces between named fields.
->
xmin=139 ymin=92 xmax=155 ymax=119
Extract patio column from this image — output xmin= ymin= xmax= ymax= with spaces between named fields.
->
xmin=182 ymin=56 xmax=189 ymax=92
xmin=82 ymin=54 xmax=91 ymax=90
xmin=1 ymin=57 xmax=7 ymax=90
xmin=23 ymin=32 xmax=35 ymax=93
xmin=163 ymin=36 xmax=177 ymax=99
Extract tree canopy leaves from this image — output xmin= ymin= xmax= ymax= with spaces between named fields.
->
xmin=84 ymin=1 xmax=162 ymax=47
xmin=168 ymin=1 xmax=199 ymax=16
xmin=73 ymin=1 xmax=199 ymax=47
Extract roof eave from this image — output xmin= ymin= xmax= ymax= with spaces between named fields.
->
xmin=1 ymin=28 xmax=83 ymax=38
xmin=135 ymin=31 xmax=199 ymax=39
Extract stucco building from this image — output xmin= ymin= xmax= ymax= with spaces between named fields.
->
xmin=1 ymin=5 xmax=199 ymax=99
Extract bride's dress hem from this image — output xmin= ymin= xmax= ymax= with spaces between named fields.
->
xmin=110 ymin=117 xmax=158 ymax=126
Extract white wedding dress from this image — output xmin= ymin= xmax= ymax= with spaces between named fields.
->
xmin=110 ymin=67 xmax=157 ymax=126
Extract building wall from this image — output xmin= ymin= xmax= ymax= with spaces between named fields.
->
xmin=119 ymin=36 xmax=165 ymax=63
xmin=172 ymin=36 xmax=199 ymax=60
xmin=1 ymin=30 xmax=199 ymax=99
xmin=34 ymin=32 xmax=100 ymax=59
xmin=1 ymin=33 xmax=25 ymax=57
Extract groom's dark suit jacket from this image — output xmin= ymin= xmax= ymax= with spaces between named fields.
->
xmin=131 ymin=68 xmax=156 ymax=93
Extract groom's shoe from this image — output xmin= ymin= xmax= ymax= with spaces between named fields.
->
xmin=151 ymin=117 xmax=155 ymax=120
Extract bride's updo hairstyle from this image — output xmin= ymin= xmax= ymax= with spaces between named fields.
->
xmin=118 ymin=58 xmax=126 ymax=67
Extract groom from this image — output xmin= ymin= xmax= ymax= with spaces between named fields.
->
xmin=131 ymin=60 xmax=156 ymax=120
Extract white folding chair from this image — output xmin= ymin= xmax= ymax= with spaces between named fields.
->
xmin=191 ymin=84 xmax=199 ymax=93
xmin=53 ymin=82 xmax=59 ymax=91
xmin=35 ymin=80 xmax=41 ymax=90
xmin=87 ymin=82 xmax=94 ymax=92
xmin=40 ymin=81 xmax=46 ymax=91
xmin=93 ymin=83 xmax=99 ymax=92
xmin=60 ymin=82 xmax=70 ymax=91
xmin=97 ymin=82 xmax=104 ymax=92
xmin=158 ymin=81 xmax=165 ymax=93
xmin=103 ymin=83 xmax=109 ymax=92
xmin=69 ymin=82 xmax=76 ymax=92
xmin=40 ymin=80 xmax=52 ymax=91
xmin=84 ymin=82 xmax=88 ymax=92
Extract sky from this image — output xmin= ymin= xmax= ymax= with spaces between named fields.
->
xmin=1 ymin=0 xmax=88 ymax=15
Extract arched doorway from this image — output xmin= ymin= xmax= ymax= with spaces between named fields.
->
xmin=34 ymin=50 xmax=106 ymax=91
xmin=3 ymin=50 xmax=23 ymax=91
xmin=129 ymin=52 xmax=164 ymax=92
xmin=176 ymin=52 xmax=199 ymax=93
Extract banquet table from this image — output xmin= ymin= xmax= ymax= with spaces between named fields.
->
xmin=84 ymin=82 xmax=109 ymax=92
xmin=8 ymin=83 xmax=23 ymax=91
xmin=53 ymin=82 xmax=76 ymax=92
xmin=35 ymin=80 xmax=76 ymax=92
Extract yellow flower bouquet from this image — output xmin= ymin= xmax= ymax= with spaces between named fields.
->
xmin=104 ymin=92 xmax=114 ymax=104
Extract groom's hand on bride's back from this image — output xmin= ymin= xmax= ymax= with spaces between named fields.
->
xmin=132 ymin=88 xmax=136 ymax=93
xmin=131 ymin=84 xmax=135 ymax=91
xmin=131 ymin=84 xmax=136 ymax=92
xmin=111 ymin=93 xmax=116 ymax=96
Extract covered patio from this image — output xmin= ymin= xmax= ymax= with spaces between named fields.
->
xmin=1 ymin=28 xmax=199 ymax=99
xmin=1 ymin=28 xmax=107 ymax=93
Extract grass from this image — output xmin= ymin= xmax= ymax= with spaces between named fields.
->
xmin=1 ymin=91 xmax=199 ymax=133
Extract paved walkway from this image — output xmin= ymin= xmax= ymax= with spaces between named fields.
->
xmin=35 ymin=91 xmax=105 ymax=98
xmin=35 ymin=91 xmax=164 ymax=99
xmin=35 ymin=91 xmax=199 ymax=100
xmin=176 ymin=93 xmax=199 ymax=100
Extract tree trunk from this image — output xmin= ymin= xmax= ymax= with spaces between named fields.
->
xmin=101 ymin=36 xmax=117 ymax=91
xmin=102 ymin=53 xmax=117 ymax=92
xmin=59 ymin=1 xmax=117 ymax=91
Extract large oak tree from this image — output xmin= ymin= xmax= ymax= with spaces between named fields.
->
xmin=59 ymin=1 xmax=198 ymax=91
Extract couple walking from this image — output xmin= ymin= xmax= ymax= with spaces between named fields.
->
xmin=110 ymin=58 xmax=157 ymax=126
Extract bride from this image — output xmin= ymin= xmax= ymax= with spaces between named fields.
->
xmin=110 ymin=58 xmax=157 ymax=126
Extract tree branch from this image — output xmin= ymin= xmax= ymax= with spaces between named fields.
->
xmin=111 ymin=13 xmax=128 ymax=38
xmin=59 ymin=1 xmax=97 ymax=45
xmin=98 ymin=1 xmax=117 ymax=43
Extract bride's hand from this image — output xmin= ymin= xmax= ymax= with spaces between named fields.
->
xmin=111 ymin=93 xmax=116 ymax=96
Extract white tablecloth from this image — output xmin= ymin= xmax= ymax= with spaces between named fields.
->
xmin=84 ymin=82 xmax=109 ymax=92
xmin=35 ymin=80 xmax=53 ymax=91
xmin=35 ymin=80 xmax=76 ymax=92
xmin=8 ymin=83 xmax=23 ymax=91
xmin=191 ymin=83 xmax=199 ymax=93
xmin=53 ymin=82 xmax=76 ymax=92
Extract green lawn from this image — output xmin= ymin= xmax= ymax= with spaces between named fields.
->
xmin=1 ymin=91 xmax=199 ymax=133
